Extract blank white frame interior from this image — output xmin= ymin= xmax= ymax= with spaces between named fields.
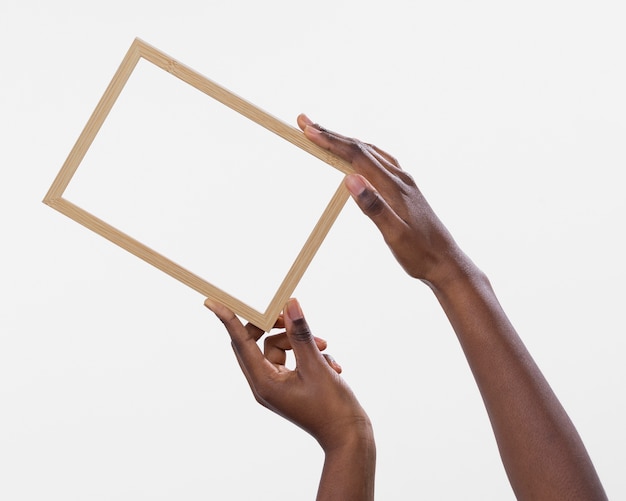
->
xmin=43 ymin=38 xmax=353 ymax=331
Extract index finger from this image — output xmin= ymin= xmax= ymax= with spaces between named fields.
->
xmin=297 ymin=114 xmax=402 ymax=189
xmin=204 ymin=298 xmax=274 ymax=380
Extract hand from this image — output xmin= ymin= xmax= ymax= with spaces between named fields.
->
xmin=298 ymin=114 xmax=467 ymax=286
xmin=295 ymin=115 xmax=607 ymax=500
xmin=204 ymin=297 xmax=372 ymax=452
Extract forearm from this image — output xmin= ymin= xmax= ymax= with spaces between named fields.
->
xmin=316 ymin=423 xmax=376 ymax=501
xmin=427 ymin=257 xmax=606 ymax=500
xmin=299 ymin=116 xmax=605 ymax=498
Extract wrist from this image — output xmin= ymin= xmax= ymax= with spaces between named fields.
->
xmin=317 ymin=417 xmax=376 ymax=501
xmin=318 ymin=415 xmax=375 ymax=454
xmin=420 ymin=246 xmax=483 ymax=293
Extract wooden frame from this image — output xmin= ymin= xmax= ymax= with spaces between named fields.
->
xmin=43 ymin=38 xmax=353 ymax=332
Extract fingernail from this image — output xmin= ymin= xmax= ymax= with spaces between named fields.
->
xmin=204 ymin=298 xmax=217 ymax=311
xmin=304 ymin=125 xmax=322 ymax=137
xmin=325 ymin=354 xmax=343 ymax=373
xmin=300 ymin=114 xmax=313 ymax=126
xmin=345 ymin=174 xmax=367 ymax=197
xmin=286 ymin=298 xmax=304 ymax=321
xmin=331 ymin=358 xmax=343 ymax=372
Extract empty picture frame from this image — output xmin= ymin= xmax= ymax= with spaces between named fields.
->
xmin=43 ymin=38 xmax=353 ymax=332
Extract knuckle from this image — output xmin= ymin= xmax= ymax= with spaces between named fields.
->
xmin=347 ymin=139 xmax=369 ymax=162
xmin=219 ymin=315 xmax=236 ymax=327
xmin=264 ymin=333 xmax=286 ymax=352
xmin=399 ymin=170 xmax=415 ymax=186
xmin=230 ymin=338 xmax=243 ymax=353
xmin=290 ymin=318 xmax=313 ymax=343
xmin=359 ymin=190 xmax=386 ymax=217
xmin=387 ymin=153 xmax=400 ymax=166
xmin=369 ymin=143 xmax=399 ymax=165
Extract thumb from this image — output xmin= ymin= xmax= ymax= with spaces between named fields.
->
xmin=284 ymin=298 xmax=326 ymax=375
xmin=344 ymin=173 xmax=404 ymax=233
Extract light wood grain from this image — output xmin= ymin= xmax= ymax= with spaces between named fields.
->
xmin=43 ymin=38 xmax=352 ymax=332
xmin=43 ymin=42 xmax=141 ymax=201
xmin=135 ymin=39 xmax=354 ymax=176
xmin=265 ymin=182 xmax=350 ymax=325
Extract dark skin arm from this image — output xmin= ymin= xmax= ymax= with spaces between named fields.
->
xmin=205 ymin=297 xmax=375 ymax=501
xmin=298 ymin=114 xmax=607 ymax=500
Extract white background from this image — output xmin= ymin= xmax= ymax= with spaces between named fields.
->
xmin=1 ymin=1 xmax=624 ymax=499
